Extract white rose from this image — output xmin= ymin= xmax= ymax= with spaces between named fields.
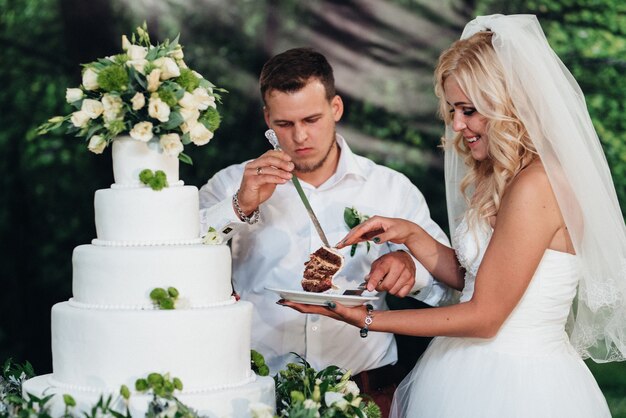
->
xmin=178 ymin=92 xmax=197 ymax=110
xmin=128 ymin=58 xmax=148 ymax=74
xmin=148 ymin=96 xmax=171 ymax=123
xmin=192 ymin=87 xmax=216 ymax=110
xmin=159 ymin=133 xmax=184 ymax=157
xmin=65 ymin=88 xmax=83 ymax=103
xmin=82 ymin=68 xmax=99 ymax=90
xmin=179 ymin=107 xmax=199 ymax=124
xmin=153 ymin=57 xmax=180 ymax=80
xmin=248 ymin=402 xmax=273 ymax=418
xmin=324 ymin=392 xmax=348 ymax=410
xmin=126 ymin=44 xmax=147 ymax=61
xmin=131 ymin=92 xmax=145 ymax=110
xmin=121 ymin=34 xmax=131 ymax=51
xmin=87 ymin=135 xmax=107 ymax=154
xmin=129 ymin=121 xmax=154 ymax=142
xmin=81 ymin=99 xmax=104 ymax=119
xmin=70 ymin=110 xmax=90 ymax=128
xmin=102 ymin=94 xmax=122 ymax=112
xmin=189 ymin=122 xmax=213 ymax=145
xmin=146 ymin=69 xmax=162 ymax=92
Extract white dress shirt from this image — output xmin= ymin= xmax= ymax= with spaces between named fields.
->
xmin=199 ymin=134 xmax=453 ymax=374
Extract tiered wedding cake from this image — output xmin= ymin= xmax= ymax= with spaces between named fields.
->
xmin=23 ymin=137 xmax=275 ymax=417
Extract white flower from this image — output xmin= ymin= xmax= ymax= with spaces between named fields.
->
xmin=188 ymin=122 xmax=213 ymax=145
xmin=70 ymin=110 xmax=90 ymax=128
xmin=178 ymin=92 xmax=198 ymax=110
xmin=303 ymin=399 xmax=321 ymax=412
xmin=121 ymin=34 xmax=131 ymax=51
xmin=81 ymin=99 xmax=104 ymax=119
xmin=202 ymin=228 xmax=223 ymax=245
xmin=154 ymin=56 xmax=180 ymax=80
xmin=126 ymin=44 xmax=148 ymax=61
xmin=131 ymin=92 xmax=145 ymax=110
xmin=101 ymin=94 xmax=123 ymax=122
xmin=148 ymin=95 xmax=171 ymax=123
xmin=179 ymin=107 xmax=200 ymax=124
xmin=249 ymin=402 xmax=273 ymax=418
xmin=192 ymin=87 xmax=216 ymax=110
xmin=339 ymin=380 xmax=360 ymax=397
xmin=324 ymin=392 xmax=349 ymax=410
xmin=146 ymin=69 xmax=162 ymax=92
xmin=160 ymin=133 xmax=184 ymax=157
xmin=129 ymin=121 xmax=153 ymax=142
xmin=128 ymin=58 xmax=148 ymax=74
xmin=82 ymin=68 xmax=99 ymax=90
xmin=88 ymin=135 xmax=107 ymax=154
xmin=65 ymin=88 xmax=83 ymax=103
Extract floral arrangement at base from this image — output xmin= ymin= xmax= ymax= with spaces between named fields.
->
xmin=1 ymin=353 xmax=381 ymax=418
xmin=272 ymin=353 xmax=381 ymax=418
xmin=37 ymin=22 xmax=225 ymax=166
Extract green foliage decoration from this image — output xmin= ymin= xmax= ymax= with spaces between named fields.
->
xmin=343 ymin=207 xmax=371 ymax=257
xmin=149 ymin=287 xmax=180 ymax=310
xmin=139 ymin=169 xmax=169 ymax=191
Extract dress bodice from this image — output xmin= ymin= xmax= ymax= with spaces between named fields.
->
xmin=452 ymin=217 xmax=580 ymax=353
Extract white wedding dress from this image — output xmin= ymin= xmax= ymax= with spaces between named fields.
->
xmin=391 ymin=217 xmax=611 ymax=417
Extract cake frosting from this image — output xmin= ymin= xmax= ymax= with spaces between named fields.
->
xmin=301 ymin=246 xmax=345 ymax=292
xmin=22 ymin=138 xmax=275 ymax=416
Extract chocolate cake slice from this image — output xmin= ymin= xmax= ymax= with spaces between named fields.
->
xmin=301 ymin=246 xmax=345 ymax=293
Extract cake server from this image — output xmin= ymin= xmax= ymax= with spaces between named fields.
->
xmin=342 ymin=281 xmax=367 ymax=296
xmin=265 ymin=129 xmax=331 ymax=248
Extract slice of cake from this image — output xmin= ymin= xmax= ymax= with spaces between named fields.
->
xmin=301 ymin=246 xmax=344 ymax=292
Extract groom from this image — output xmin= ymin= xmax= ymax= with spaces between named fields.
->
xmin=199 ymin=48 xmax=455 ymax=414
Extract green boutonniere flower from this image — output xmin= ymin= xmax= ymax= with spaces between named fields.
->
xmin=344 ymin=207 xmax=371 ymax=257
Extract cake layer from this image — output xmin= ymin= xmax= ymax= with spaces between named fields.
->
xmin=51 ymin=301 xmax=253 ymax=391
xmin=94 ymin=186 xmax=200 ymax=244
xmin=72 ymin=244 xmax=233 ymax=308
xmin=112 ymin=136 xmax=180 ymax=187
xmin=23 ymin=374 xmax=275 ymax=418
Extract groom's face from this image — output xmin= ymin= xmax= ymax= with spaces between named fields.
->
xmin=263 ymin=78 xmax=344 ymax=179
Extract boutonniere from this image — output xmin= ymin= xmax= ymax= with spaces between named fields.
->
xmin=344 ymin=207 xmax=371 ymax=257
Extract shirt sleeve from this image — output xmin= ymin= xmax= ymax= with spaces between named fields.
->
xmin=198 ymin=165 xmax=248 ymax=236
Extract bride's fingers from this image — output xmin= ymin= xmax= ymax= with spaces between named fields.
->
xmin=336 ymin=220 xmax=386 ymax=248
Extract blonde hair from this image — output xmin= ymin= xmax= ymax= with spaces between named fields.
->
xmin=434 ymin=31 xmax=537 ymax=227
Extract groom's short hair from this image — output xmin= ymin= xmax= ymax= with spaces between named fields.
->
xmin=259 ymin=47 xmax=336 ymax=104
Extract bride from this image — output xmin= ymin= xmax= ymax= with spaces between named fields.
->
xmin=280 ymin=14 xmax=626 ymax=417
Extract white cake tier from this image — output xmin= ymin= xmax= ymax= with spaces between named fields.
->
xmin=23 ymin=374 xmax=275 ymax=417
xmin=51 ymin=301 xmax=253 ymax=391
xmin=112 ymin=136 xmax=180 ymax=187
xmin=71 ymin=244 xmax=233 ymax=309
xmin=94 ymin=186 xmax=200 ymax=245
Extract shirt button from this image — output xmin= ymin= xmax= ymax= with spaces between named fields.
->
xmin=312 ymin=326 xmax=318 ymax=331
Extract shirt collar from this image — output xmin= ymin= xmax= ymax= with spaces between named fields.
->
xmin=327 ymin=133 xmax=367 ymax=186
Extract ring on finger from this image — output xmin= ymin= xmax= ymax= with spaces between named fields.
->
xmin=256 ymin=167 xmax=263 ymax=175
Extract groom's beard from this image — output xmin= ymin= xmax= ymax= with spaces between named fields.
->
xmin=293 ymin=133 xmax=337 ymax=174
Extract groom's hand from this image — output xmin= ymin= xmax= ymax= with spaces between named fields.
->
xmin=366 ymin=250 xmax=416 ymax=297
xmin=235 ymin=150 xmax=294 ymax=216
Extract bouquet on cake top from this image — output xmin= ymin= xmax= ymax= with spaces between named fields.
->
xmin=37 ymin=22 xmax=224 ymax=165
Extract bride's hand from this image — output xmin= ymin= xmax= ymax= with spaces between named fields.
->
xmin=335 ymin=215 xmax=419 ymax=248
xmin=277 ymin=299 xmax=366 ymax=328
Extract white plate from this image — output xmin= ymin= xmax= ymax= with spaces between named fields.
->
xmin=266 ymin=287 xmax=378 ymax=307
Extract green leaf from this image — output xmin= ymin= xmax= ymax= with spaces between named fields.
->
xmin=178 ymin=152 xmax=193 ymax=165
xmin=163 ymin=111 xmax=184 ymax=130
xmin=344 ymin=207 xmax=359 ymax=229
xmin=63 ymin=394 xmax=76 ymax=407
xmin=350 ymin=244 xmax=357 ymax=257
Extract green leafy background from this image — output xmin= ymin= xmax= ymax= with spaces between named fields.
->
xmin=1 ymin=0 xmax=624 ymax=414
